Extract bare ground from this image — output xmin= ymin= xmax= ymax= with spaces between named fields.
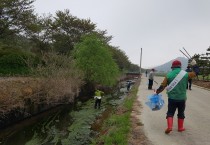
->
xmin=192 ymin=80 xmax=210 ymax=90
xmin=128 ymin=99 xmax=153 ymax=145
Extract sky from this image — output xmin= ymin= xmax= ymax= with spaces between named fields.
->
xmin=33 ymin=0 xmax=210 ymax=68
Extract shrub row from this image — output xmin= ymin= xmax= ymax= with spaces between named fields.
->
xmin=0 ymin=49 xmax=38 ymax=75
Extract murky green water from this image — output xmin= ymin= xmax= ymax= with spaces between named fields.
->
xmin=0 ymin=88 xmax=127 ymax=145
xmin=0 ymin=104 xmax=75 ymax=145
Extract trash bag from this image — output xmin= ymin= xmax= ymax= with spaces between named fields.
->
xmin=145 ymin=94 xmax=164 ymax=111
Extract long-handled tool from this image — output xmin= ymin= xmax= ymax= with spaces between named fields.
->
xmin=154 ymin=80 xmax=158 ymax=85
xmin=179 ymin=47 xmax=192 ymax=60
xmin=183 ymin=47 xmax=192 ymax=59
xmin=179 ymin=49 xmax=190 ymax=59
xmin=153 ymin=80 xmax=159 ymax=93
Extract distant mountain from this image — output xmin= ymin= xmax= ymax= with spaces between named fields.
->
xmin=154 ymin=57 xmax=188 ymax=73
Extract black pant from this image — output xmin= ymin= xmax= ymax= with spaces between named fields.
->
xmin=186 ymin=79 xmax=192 ymax=89
xmin=127 ymin=85 xmax=131 ymax=91
xmin=148 ymin=79 xmax=153 ymax=89
xmin=167 ymin=99 xmax=186 ymax=119
xmin=94 ymin=99 xmax=101 ymax=109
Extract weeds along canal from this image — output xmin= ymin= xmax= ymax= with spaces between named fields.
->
xmin=0 ymin=81 xmax=131 ymax=145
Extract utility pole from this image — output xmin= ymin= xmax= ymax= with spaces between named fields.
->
xmin=140 ymin=48 xmax=142 ymax=75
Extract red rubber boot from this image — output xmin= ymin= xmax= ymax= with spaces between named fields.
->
xmin=165 ymin=117 xmax=173 ymax=134
xmin=178 ymin=118 xmax=185 ymax=132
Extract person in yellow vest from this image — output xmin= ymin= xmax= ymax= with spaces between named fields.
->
xmin=94 ymin=89 xmax=104 ymax=109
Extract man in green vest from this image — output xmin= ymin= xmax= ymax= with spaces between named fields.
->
xmin=156 ymin=59 xmax=199 ymax=134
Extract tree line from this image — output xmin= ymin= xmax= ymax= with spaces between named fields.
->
xmin=191 ymin=47 xmax=210 ymax=80
xmin=0 ymin=0 xmax=139 ymax=89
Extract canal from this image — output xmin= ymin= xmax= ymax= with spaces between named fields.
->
xmin=0 ymin=85 xmax=128 ymax=145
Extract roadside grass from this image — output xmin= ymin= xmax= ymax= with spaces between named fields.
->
xmin=101 ymin=113 xmax=130 ymax=145
xmin=197 ymin=74 xmax=210 ymax=81
xmin=155 ymin=72 xmax=167 ymax=77
xmin=92 ymin=79 xmax=140 ymax=145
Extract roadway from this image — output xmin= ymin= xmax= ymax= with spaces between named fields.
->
xmin=137 ymin=76 xmax=210 ymax=145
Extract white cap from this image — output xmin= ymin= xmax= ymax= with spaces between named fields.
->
xmin=190 ymin=59 xmax=197 ymax=66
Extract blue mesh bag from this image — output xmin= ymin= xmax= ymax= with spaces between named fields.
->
xmin=145 ymin=94 xmax=164 ymax=111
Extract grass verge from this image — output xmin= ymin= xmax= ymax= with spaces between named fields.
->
xmin=92 ymin=78 xmax=140 ymax=145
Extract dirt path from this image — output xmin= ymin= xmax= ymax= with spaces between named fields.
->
xmin=137 ymin=76 xmax=210 ymax=145
xmin=128 ymin=96 xmax=153 ymax=145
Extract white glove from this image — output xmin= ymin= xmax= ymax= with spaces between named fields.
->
xmin=190 ymin=59 xmax=197 ymax=66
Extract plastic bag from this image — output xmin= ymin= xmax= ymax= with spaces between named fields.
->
xmin=145 ymin=94 xmax=164 ymax=111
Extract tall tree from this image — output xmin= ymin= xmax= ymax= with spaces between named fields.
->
xmin=108 ymin=46 xmax=131 ymax=71
xmin=52 ymin=9 xmax=96 ymax=54
xmin=27 ymin=14 xmax=53 ymax=53
xmin=0 ymin=0 xmax=36 ymax=38
xmin=74 ymin=33 xmax=119 ymax=86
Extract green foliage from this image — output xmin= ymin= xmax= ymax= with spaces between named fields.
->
xmin=192 ymin=53 xmax=210 ymax=79
xmin=25 ymin=132 xmax=42 ymax=145
xmin=108 ymin=46 xmax=131 ymax=71
xmin=30 ymin=52 xmax=82 ymax=78
xmin=51 ymin=9 xmax=96 ymax=54
xmin=0 ymin=0 xmax=140 ymax=78
xmin=0 ymin=0 xmax=36 ymax=38
xmin=124 ymin=97 xmax=134 ymax=111
xmin=62 ymin=100 xmax=104 ymax=145
xmin=101 ymin=113 xmax=130 ymax=145
xmin=128 ymin=63 xmax=140 ymax=72
xmin=108 ymin=46 xmax=140 ymax=72
xmin=93 ymin=81 xmax=140 ymax=145
xmin=0 ymin=49 xmax=36 ymax=75
xmin=74 ymin=33 xmax=119 ymax=86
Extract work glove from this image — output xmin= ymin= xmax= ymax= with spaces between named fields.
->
xmin=156 ymin=85 xmax=164 ymax=94
xmin=156 ymin=90 xmax=160 ymax=95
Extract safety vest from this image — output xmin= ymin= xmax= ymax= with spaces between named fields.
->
xmin=166 ymin=68 xmax=188 ymax=100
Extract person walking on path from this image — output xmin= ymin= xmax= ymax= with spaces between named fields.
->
xmin=185 ymin=65 xmax=192 ymax=90
xmin=127 ymin=81 xmax=131 ymax=92
xmin=148 ymin=69 xmax=155 ymax=90
xmin=145 ymin=70 xmax=148 ymax=77
xmin=156 ymin=59 xmax=199 ymax=134
xmin=94 ymin=89 xmax=104 ymax=109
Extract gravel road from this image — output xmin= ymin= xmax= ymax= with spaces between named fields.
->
xmin=137 ymin=76 xmax=210 ymax=145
